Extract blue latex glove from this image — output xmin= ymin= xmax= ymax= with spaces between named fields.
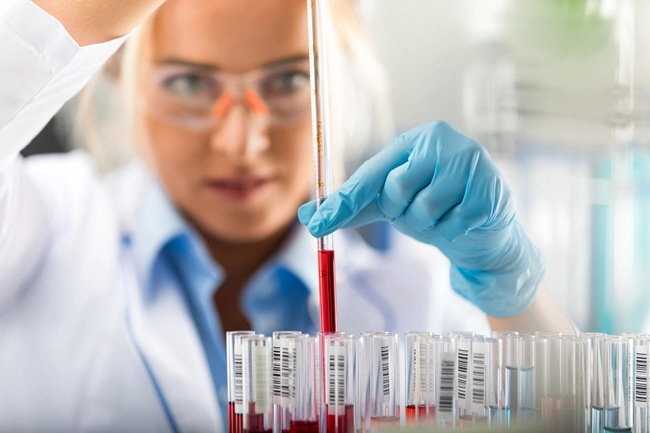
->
xmin=298 ymin=121 xmax=544 ymax=317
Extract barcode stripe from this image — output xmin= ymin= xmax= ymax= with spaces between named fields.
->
xmin=381 ymin=345 xmax=390 ymax=399
xmin=438 ymin=355 xmax=455 ymax=414
xmin=472 ymin=352 xmax=486 ymax=406
xmin=326 ymin=343 xmax=346 ymax=413
xmin=457 ymin=347 xmax=469 ymax=403
xmin=636 ymin=347 xmax=648 ymax=407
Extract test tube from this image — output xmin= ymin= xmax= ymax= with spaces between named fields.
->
xmin=471 ymin=336 xmax=498 ymax=426
xmin=582 ymin=332 xmax=607 ymax=433
xmin=227 ymin=331 xmax=256 ymax=433
xmin=306 ymin=0 xmax=337 ymax=335
xmin=242 ymin=335 xmax=273 ymax=433
xmin=628 ymin=335 xmax=650 ymax=433
xmin=405 ymin=332 xmax=437 ymax=426
xmin=433 ymin=336 xmax=457 ymax=428
xmin=323 ymin=333 xmax=360 ymax=433
xmin=455 ymin=334 xmax=474 ymax=423
xmin=272 ymin=332 xmax=302 ymax=433
xmin=603 ymin=336 xmax=632 ymax=432
xmin=555 ymin=336 xmax=583 ymax=432
xmin=291 ymin=335 xmax=320 ymax=433
xmin=531 ymin=336 xmax=548 ymax=424
xmin=517 ymin=335 xmax=536 ymax=424
xmin=490 ymin=331 xmax=517 ymax=426
xmin=505 ymin=333 xmax=520 ymax=424
xmin=362 ymin=332 xmax=400 ymax=430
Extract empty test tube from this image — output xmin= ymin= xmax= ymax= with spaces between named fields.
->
xmin=362 ymin=332 xmax=400 ymax=430
xmin=242 ymin=335 xmax=273 ymax=433
xmin=323 ymin=333 xmax=359 ymax=433
xmin=272 ymin=332 xmax=301 ymax=433
xmin=290 ymin=335 xmax=320 ymax=433
xmin=227 ymin=331 xmax=256 ymax=433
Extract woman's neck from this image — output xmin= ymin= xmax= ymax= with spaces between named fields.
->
xmin=198 ymin=225 xmax=292 ymax=334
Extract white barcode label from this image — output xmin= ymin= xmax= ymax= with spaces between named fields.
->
xmin=282 ymin=340 xmax=297 ymax=407
xmin=272 ymin=342 xmax=282 ymax=404
xmin=471 ymin=342 xmax=486 ymax=414
xmin=381 ymin=344 xmax=391 ymax=401
xmin=456 ymin=342 xmax=470 ymax=408
xmin=253 ymin=345 xmax=271 ymax=414
xmin=636 ymin=345 xmax=648 ymax=407
xmin=438 ymin=352 xmax=456 ymax=420
xmin=234 ymin=342 xmax=244 ymax=413
xmin=412 ymin=341 xmax=421 ymax=403
xmin=326 ymin=343 xmax=346 ymax=414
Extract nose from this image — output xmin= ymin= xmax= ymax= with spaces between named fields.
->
xmin=209 ymin=90 xmax=270 ymax=160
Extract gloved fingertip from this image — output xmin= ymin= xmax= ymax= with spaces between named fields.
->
xmin=297 ymin=201 xmax=318 ymax=225
xmin=307 ymin=217 xmax=326 ymax=237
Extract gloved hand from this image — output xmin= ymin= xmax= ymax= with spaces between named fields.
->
xmin=298 ymin=121 xmax=544 ymax=317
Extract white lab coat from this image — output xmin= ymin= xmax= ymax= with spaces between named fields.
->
xmin=0 ymin=1 xmax=489 ymax=432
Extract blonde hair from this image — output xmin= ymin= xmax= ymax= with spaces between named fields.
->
xmin=69 ymin=0 xmax=394 ymax=186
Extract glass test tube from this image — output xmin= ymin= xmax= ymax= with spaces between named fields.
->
xmin=242 ymin=335 xmax=273 ymax=433
xmin=433 ymin=336 xmax=457 ymax=428
xmin=405 ymin=332 xmax=437 ymax=427
xmin=272 ymin=332 xmax=302 ymax=433
xmin=291 ymin=335 xmax=320 ymax=433
xmin=455 ymin=334 xmax=473 ymax=424
xmin=603 ymin=336 xmax=632 ymax=432
xmin=532 ymin=336 xmax=548 ymax=424
xmin=470 ymin=336 xmax=497 ymax=427
xmin=554 ymin=336 xmax=583 ymax=432
xmin=505 ymin=333 xmax=520 ymax=424
xmin=227 ymin=331 xmax=256 ymax=433
xmin=323 ymin=333 xmax=359 ymax=433
xmin=306 ymin=0 xmax=336 ymax=335
xmin=632 ymin=335 xmax=649 ymax=433
xmin=581 ymin=332 xmax=607 ymax=433
xmin=517 ymin=335 xmax=536 ymax=424
xmin=362 ymin=332 xmax=400 ymax=430
xmin=491 ymin=331 xmax=517 ymax=427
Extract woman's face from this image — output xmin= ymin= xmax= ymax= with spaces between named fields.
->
xmin=139 ymin=0 xmax=313 ymax=243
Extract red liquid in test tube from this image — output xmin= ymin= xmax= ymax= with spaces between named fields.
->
xmin=318 ymin=249 xmax=337 ymax=333
xmin=290 ymin=420 xmax=320 ymax=433
xmin=326 ymin=404 xmax=354 ymax=433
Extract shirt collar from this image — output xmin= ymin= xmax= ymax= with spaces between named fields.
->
xmin=131 ymin=179 xmax=220 ymax=299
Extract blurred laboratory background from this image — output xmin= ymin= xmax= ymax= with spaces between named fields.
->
xmin=25 ymin=0 xmax=650 ymax=334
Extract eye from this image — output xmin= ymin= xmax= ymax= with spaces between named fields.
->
xmin=162 ymin=74 xmax=219 ymax=99
xmin=260 ymin=70 xmax=310 ymax=98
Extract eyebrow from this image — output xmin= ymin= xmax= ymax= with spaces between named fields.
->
xmin=154 ymin=54 xmax=310 ymax=71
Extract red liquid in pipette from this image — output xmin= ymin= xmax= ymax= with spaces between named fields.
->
xmin=318 ymin=249 xmax=337 ymax=333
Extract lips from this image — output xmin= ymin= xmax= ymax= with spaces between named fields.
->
xmin=205 ymin=176 xmax=274 ymax=201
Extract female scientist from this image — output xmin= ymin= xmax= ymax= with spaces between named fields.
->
xmin=0 ymin=0 xmax=574 ymax=431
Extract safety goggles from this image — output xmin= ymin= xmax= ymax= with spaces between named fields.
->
xmin=139 ymin=57 xmax=312 ymax=132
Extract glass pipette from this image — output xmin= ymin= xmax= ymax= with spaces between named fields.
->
xmin=307 ymin=0 xmax=337 ymax=334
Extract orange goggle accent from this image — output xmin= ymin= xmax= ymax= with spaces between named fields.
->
xmin=210 ymin=90 xmax=269 ymax=119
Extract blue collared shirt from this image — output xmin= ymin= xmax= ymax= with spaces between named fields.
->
xmin=132 ymin=181 xmax=318 ymax=431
